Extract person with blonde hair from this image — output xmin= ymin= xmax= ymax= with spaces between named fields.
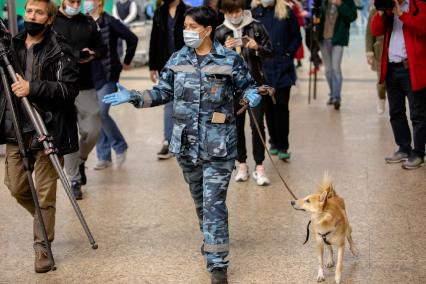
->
xmin=252 ymin=0 xmax=302 ymax=161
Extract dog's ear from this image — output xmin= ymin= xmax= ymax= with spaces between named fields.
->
xmin=319 ymin=190 xmax=328 ymax=210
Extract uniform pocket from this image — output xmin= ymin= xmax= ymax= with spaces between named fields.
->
xmin=205 ymin=123 xmax=228 ymax=158
xmin=169 ymin=123 xmax=187 ymax=154
xmin=205 ymin=75 xmax=230 ymax=104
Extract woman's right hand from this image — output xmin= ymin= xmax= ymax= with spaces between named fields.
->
xmin=103 ymin=83 xmax=134 ymax=106
xmin=150 ymin=70 xmax=159 ymax=83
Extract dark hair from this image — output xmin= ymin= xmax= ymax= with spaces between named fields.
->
xmin=221 ymin=0 xmax=245 ymax=13
xmin=184 ymin=6 xmax=218 ymax=40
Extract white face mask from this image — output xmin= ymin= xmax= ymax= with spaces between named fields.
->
xmin=226 ymin=15 xmax=244 ymax=26
xmin=261 ymin=0 xmax=275 ymax=7
xmin=84 ymin=1 xmax=95 ymax=14
xmin=183 ymin=29 xmax=206 ymax=49
xmin=64 ymin=5 xmax=80 ymax=16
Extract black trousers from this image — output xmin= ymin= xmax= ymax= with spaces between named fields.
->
xmin=305 ymin=25 xmax=322 ymax=68
xmin=235 ymin=97 xmax=266 ymax=165
xmin=265 ymin=87 xmax=291 ymax=152
xmin=386 ymin=63 xmax=426 ymax=158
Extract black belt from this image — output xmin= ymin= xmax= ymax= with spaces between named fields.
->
xmin=388 ymin=59 xmax=409 ymax=69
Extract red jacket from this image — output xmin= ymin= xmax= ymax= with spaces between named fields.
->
xmin=371 ymin=0 xmax=426 ymax=91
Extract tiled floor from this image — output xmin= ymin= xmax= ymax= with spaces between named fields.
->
xmin=0 ymin=33 xmax=425 ymax=283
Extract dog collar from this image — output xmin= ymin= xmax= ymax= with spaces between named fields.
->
xmin=318 ymin=231 xmax=332 ymax=245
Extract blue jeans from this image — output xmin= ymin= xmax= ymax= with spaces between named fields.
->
xmin=96 ymin=82 xmax=128 ymax=161
xmin=320 ymin=39 xmax=344 ymax=102
xmin=164 ymin=101 xmax=173 ymax=142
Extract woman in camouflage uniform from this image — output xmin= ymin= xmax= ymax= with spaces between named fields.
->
xmin=103 ymin=6 xmax=261 ymax=284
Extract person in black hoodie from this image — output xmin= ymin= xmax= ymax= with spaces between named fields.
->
xmin=53 ymin=0 xmax=107 ymax=200
xmin=85 ymin=0 xmax=138 ymax=170
xmin=0 ymin=0 xmax=78 ymax=273
xmin=215 ymin=0 xmax=273 ymax=186
xmin=148 ymin=0 xmax=187 ymax=160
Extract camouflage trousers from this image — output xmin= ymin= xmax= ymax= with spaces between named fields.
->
xmin=177 ymin=156 xmax=235 ymax=271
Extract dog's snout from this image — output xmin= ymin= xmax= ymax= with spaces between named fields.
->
xmin=291 ymin=200 xmax=295 ymax=206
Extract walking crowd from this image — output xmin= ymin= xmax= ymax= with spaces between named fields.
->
xmin=0 ymin=0 xmax=425 ymax=283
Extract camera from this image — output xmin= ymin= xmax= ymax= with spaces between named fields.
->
xmin=374 ymin=0 xmax=395 ymax=10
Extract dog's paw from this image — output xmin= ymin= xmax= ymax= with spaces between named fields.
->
xmin=335 ymin=276 xmax=341 ymax=284
xmin=317 ymin=275 xmax=325 ymax=282
xmin=350 ymin=245 xmax=359 ymax=257
xmin=325 ymin=259 xmax=335 ymax=268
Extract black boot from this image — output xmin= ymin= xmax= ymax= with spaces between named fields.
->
xmin=71 ymin=181 xmax=83 ymax=200
xmin=211 ymin=268 xmax=228 ymax=284
xmin=79 ymin=162 xmax=87 ymax=185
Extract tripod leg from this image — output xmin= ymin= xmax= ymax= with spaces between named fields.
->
xmin=48 ymin=154 xmax=98 ymax=249
xmin=0 ymin=67 xmax=56 ymax=271
xmin=314 ymin=68 xmax=318 ymax=100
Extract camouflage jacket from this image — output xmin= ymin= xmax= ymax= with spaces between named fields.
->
xmin=130 ymin=41 xmax=258 ymax=163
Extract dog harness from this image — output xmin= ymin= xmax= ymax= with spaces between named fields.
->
xmin=318 ymin=231 xmax=332 ymax=245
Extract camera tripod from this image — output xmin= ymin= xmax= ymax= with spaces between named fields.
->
xmin=308 ymin=21 xmax=319 ymax=104
xmin=0 ymin=29 xmax=97 ymax=272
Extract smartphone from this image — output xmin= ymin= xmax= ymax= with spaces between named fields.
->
xmin=242 ymin=36 xmax=250 ymax=46
xmin=79 ymin=50 xmax=91 ymax=60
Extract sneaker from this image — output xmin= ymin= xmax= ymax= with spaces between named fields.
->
xmin=94 ymin=160 xmax=112 ymax=170
xmin=376 ymin=99 xmax=385 ymax=114
xmin=278 ymin=150 xmax=291 ymax=160
xmin=402 ymin=155 xmax=424 ymax=170
xmin=326 ymin=97 xmax=334 ymax=105
xmin=116 ymin=150 xmax=127 ymax=167
xmin=71 ymin=181 xmax=83 ymax=200
xmin=211 ymin=268 xmax=228 ymax=284
xmin=235 ymin=163 xmax=249 ymax=182
xmin=34 ymin=249 xmax=52 ymax=273
xmin=252 ymin=165 xmax=270 ymax=186
xmin=269 ymin=148 xmax=279 ymax=155
xmin=157 ymin=141 xmax=173 ymax=160
xmin=79 ymin=162 xmax=87 ymax=185
xmin=385 ymin=151 xmax=409 ymax=164
xmin=334 ymin=100 xmax=341 ymax=110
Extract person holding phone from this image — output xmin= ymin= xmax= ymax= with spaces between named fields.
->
xmin=215 ymin=0 xmax=273 ymax=186
xmin=53 ymin=0 xmax=107 ymax=199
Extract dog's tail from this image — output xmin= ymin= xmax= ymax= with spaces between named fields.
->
xmin=318 ymin=171 xmax=336 ymax=197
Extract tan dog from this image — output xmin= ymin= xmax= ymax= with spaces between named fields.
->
xmin=291 ymin=174 xmax=358 ymax=284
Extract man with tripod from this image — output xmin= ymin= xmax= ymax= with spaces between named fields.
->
xmin=0 ymin=0 xmax=78 ymax=273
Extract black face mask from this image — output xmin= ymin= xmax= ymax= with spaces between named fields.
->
xmin=24 ymin=21 xmax=47 ymax=36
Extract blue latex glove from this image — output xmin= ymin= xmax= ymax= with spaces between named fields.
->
xmin=245 ymin=89 xmax=261 ymax=108
xmin=102 ymin=83 xmax=135 ymax=106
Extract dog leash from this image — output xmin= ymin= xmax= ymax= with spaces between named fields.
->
xmin=303 ymin=220 xmax=311 ymax=245
xmin=238 ymin=86 xmax=298 ymax=200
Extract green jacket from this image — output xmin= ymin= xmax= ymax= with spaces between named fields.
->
xmin=365 ymin=7 xmax=384 ymax=72
xmin=319 ymin=0 xmax=357 ymax=46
